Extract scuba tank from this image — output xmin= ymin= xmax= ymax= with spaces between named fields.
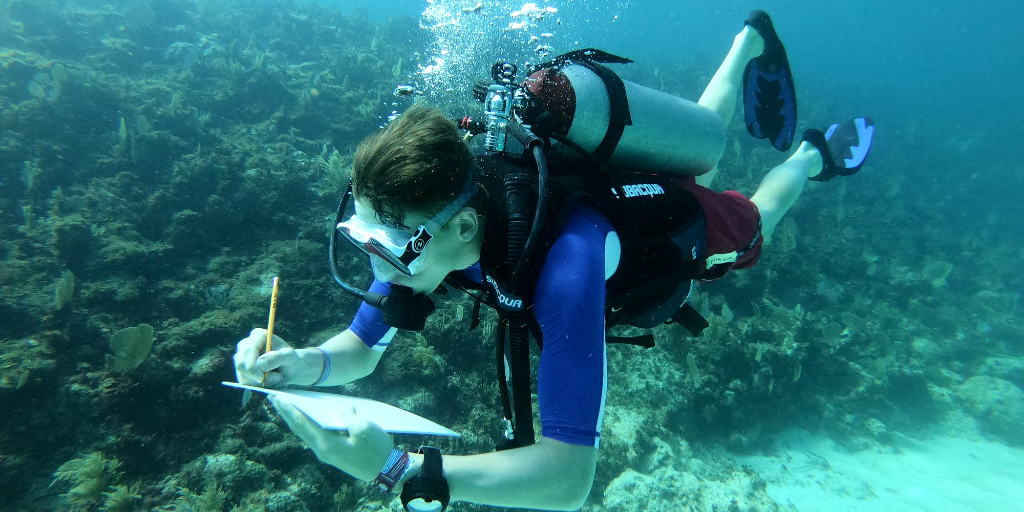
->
xmin=518 ymin=49 xmax=726 ymax=176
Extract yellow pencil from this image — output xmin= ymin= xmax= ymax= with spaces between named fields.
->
xmin=262 ymin=276 xmax=280 ymax=386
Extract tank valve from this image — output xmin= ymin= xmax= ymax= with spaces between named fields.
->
xmin=484 ymin=84 xmax=514 ymax=152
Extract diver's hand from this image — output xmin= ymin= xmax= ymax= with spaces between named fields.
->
xmin=269 ymin=396 xmax=394 ymax=482
xmin=234 ymin=328 xmax=322 ymax=387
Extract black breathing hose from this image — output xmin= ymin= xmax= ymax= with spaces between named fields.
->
xmin=501 ymin=171 xmax=535 ymax=446
xmin=512 ymin=144 xmax=548 ymax=285
xmin=328 ymin=200 xmax=388 ymax=309
xmin=503 ymin=126 xmax=548 ymax=447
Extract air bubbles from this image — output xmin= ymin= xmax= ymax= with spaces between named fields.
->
xmin=418 ymin=1 xmax=563 ymax=106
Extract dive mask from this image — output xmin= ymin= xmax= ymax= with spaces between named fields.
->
xmin=336 ymin=181 xmax=477 ymax=278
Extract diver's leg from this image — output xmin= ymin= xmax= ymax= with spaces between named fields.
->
xmin=695 ymin=165 xmax=720 ymax=188
xmin=696 ymin=26 xmax=765 ymax=188
xmin=698 ymin=25 xmax=764 ymax=129
xmin=750 ymin=142 xmax=823 ymax=240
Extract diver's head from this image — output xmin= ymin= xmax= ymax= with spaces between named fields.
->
xmin=345 ymin=104 xmax=487 ymax=293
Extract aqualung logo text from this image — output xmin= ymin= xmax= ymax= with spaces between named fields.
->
xmin=485 ymin=275 xmax=524 ymax=311
xmin=618 ymin=183 xmax=665 ymax=198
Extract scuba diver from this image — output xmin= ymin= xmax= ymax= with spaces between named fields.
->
xmin=233 ymin=10 xmax=874 ymax=512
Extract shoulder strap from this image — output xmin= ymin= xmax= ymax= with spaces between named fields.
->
xmin=575 ymin=60 xmax=633 ymax=164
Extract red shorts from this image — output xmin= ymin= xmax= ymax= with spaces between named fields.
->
xmin=675 ymin=177 xmax=763 ymax=281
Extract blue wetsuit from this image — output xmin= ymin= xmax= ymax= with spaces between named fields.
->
xmin=350 ymin=204 xmax=617 ymax=448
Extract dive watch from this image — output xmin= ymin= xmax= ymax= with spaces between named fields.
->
xmin=400 ymin=446 xmax=450 ymax=512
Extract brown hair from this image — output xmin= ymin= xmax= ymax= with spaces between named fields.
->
xmin=352 ymin=104 xmax=481 ymax=227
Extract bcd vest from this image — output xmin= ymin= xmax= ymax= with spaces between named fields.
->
xmin=444 ymin=152 xmax=711 ymax=449
xmin=447 ymin=153 xmax=708 ymax=333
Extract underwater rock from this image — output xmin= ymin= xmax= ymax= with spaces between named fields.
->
xmin=601 ymin=406 xmax=651 ymax=464
xmin=645 ymin=436 xmax=691 ymax=473
xmin=603 ymin=463 xmax=776 ymax=512
xmin=957 ymin=376 xmax=1024 ymax=445
xmin=165 ymin=42 xmax=200 ymax=65
xmin=201 ymin=453 xmax=271 ymax=499
xmin=978 ymin=356 xmax=1024 ymax=389
xmin=122 ymin=2 xmax=157 ymax=29
xmin=167 ymin=209 xmax=207 ymax=251
xmin=0 ymin=336 xmax=55 ymax=390
xmin=910 ymin=336 xmax=946 ymax=362
xmin=52 ymin=215 xmax=94 ymax=268
xmin=864 ymin=417 xmax=887 ymax=438
xmin=925 ymin=383 xmax=958 ymax=414
xmin=603 ymin=467 xmax=700 ymax=512
xmin=262 ymin=491 xmax=311 ymax=512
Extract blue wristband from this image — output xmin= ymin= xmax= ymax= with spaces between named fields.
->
xmin=312 ymin=347 xmax=331 ymax=386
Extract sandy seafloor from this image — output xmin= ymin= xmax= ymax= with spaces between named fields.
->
xmin=734 ymin=430 xmax=1024 ymax=512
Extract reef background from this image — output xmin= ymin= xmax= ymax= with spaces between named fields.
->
xmin=1 ymin=1 xmax=1022 ymax=511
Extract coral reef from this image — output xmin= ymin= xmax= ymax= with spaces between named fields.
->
xmin=51 ymin=451 xmax=122 ymax=510
xmin=54 ymin=269 xmax=75 ymax=310
xmin=105 ymin=323 xmax=155 ymax=371
xmin=956 ymin=376 xmax=1024 ymax=444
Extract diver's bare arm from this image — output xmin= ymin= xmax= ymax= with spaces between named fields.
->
xmin=301 ymin=329 xmax=383 ymax=386
xmin=400 ymin=437 xmax=598 ymax=511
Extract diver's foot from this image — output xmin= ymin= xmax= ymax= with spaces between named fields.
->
xmin=735 ymin=25 xmax=765 ymax=62
xmin=742 ymin=10 xmax=798 ymax=151
xmin=744 ymin=10 xmax=784 ymax=72
xmin=805 ymin=117 xmax=876 ymax=182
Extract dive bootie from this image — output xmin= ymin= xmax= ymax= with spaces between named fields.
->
xmin=743 ymin=10 xmax=798 ymax=152
xmin=805 ymin=117 xmax=876 ymax=182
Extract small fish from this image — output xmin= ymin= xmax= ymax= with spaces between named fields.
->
xmin=393 ymin=85 xmax=421 ymax=97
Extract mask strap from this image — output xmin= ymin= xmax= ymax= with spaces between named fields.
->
xmin=427 ymin=181 xmax=477 ymax=229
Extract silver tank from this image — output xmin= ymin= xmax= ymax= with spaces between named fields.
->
xmin=552 ymin=64 xmax=725 ymax=176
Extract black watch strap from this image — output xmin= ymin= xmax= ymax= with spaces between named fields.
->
xmin=401 ymin=447 xmax=450 ymax=512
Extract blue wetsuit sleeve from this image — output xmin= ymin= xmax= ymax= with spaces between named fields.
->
xmin=534 ymin=206 xmax=613 ymax=448
xmin=349 ymin=279 xmax=398 ymax=350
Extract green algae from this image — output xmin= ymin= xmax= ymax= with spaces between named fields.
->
xmin=52 ymin=451 xmax=122 ymax=509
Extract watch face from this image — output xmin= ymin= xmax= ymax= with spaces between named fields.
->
xmin=406 ymin=498 xmax=444 ymax=512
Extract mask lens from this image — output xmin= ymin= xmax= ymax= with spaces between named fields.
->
xmin=337 ymin=217 xmax=419 ymax=277
xmin=369 ymin=253 xmax=404 ymax=282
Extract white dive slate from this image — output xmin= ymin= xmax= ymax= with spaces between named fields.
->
xmin=223 ymin=382 xmax=460 ymax=437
